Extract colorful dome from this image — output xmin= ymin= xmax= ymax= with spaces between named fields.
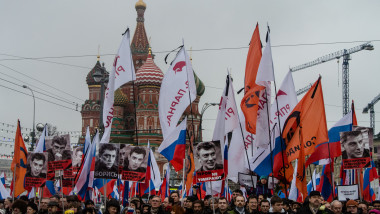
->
xmin=114 ymin=89 xmax=128 ymax=106
xmin=135 ymin=0 xmax=146 ymax=9
xmin=194 ymin=72 xmax=205 ymax=96
xmin=86 ymin=61 xmax=102 ymax=86
xmin=135 ymin=53 xmax=164 ymax=87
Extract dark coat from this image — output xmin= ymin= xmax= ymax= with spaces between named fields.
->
xmin=296 ymin=206 xmax=334 ymax=214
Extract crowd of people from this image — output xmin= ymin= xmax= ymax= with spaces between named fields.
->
xmin=2 ymin=189 xmax=380 ymax=214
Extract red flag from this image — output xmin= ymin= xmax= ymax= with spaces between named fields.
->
xmin=10 ymin=120 xmax=28 ymax=197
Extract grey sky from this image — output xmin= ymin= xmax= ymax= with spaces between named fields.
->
xmin=1 ymin=0 xmax=379 ymax=145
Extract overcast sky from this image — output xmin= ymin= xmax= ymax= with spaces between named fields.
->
xmin=1 ymin=0 xmax=379 ymax=146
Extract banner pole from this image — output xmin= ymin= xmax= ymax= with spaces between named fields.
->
xmin=273 ymin=78 xmax=288 ymax=197
xmin=104 ymin=179 xmax=107 ymax=210
xmin=327 ymin=143 xmax=335 ymax=198
xmin=182 ymin=159 xmax=186 ymax=202
xmin=60 ymin=171 xmax=64 ymax=213
xmin=264 ymin=88 xmax=275 ymax=191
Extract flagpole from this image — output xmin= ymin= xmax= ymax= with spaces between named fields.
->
xmin=264 ymin=88 xmax=275 ymax=191
xmin=273 ymin=77 xmax=288 ymax=197
xmin=104 ymin=179 xmax=107 ymax=209
xmin=327 ymin=143 xmax=335 ymax=198
xmin=182 ymin=159 xmax=186 ymax=201
xmin=59 ymin=170 xmax=65 ymax=212
xmin=12 ymin=168 xmax=15 ymax=201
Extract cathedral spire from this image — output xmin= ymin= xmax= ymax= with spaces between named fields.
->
xmin=131 ymin=0 xmax=149 ymax=70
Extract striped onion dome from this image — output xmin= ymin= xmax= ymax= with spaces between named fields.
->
xmin=135 ymin=53 xmax=164 ymax=87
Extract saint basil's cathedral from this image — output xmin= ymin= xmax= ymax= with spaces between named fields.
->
xmin=80 ymin=0 xmax=205 ymax=174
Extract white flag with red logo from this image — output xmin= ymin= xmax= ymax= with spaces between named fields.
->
xmin=100 ymin=29 xmax=135 ymax=144
xmin=159 ymin=45 xmax=196 ymax=138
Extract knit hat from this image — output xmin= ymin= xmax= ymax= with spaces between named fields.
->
xmin=259 ymin=176 xmax=268 ymax=180
xmin=369 ymin=209 xmax=380 ymax=214
xmin=346 ymin=200 xmax=358 ymax=207
xmin=309 ymin=191 xmax=321 ymax=197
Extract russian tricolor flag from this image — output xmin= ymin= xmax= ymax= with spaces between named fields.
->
xmin=363 ymin=161 xmax=377 ymax=202
xmin=158 ymin=118 xmax=187 ymax=171
xmin=0 ymin=172 xmax=9 ymax=199
xmin=158 ymin=164 xmax=170 ymax=201
xmin=306 ymin=111 xmax=354 ymax=166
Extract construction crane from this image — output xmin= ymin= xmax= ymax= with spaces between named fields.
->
xmin=290 ymin=42 xmax=374 ymax=116
xmin=363 ymin=93 xmax=380 ymax=133
xmin=296 ymin=83 xmax=313 ymax=96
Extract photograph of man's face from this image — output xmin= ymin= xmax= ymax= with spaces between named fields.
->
xmin=341 ymin=130 xmax=370 ymax=160
xmin=100 ymin=147 xmax=117 ymax=169
xmin=198 ymin=145 xmax=216 ymax=170
xmin=119 ymin=145 xmax=128 ymax=165
xmin=52 ymin=140 xmax=66 ymax=156
xmin=73 ymin=147 xmax=83 ymax=167
xmin=31 ymin=156 xmax=44 ymax=177
xmin=128 ymin=151 xmax=144 ymax=171
xmin=195 ymin=141 xmax=222 ymax=172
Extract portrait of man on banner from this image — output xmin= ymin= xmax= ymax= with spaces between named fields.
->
xmin=46 ymin=134 xmax=72 ymax=170
xmin=25 ymin=152 xmax=48 ymax=187
xmin=340 ymin=130 xmax=371 ymax=169
xmin=194 ymin=141 xmax=224 ymax=182
xmin=72 ymin=146 xmax=84 ymax=168
xmin=94 ymin=143 xmax=119 ymax=179
xmin=121 ymin=145 xmax=148 ymax=182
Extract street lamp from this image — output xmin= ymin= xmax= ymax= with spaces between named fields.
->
xmin=199 ymin=102 xmax=219 ymax=141
xmin=22 ymin=85 xmax=36 ymax=151
xmin=92 ymin=63 xmax=108 ymax=133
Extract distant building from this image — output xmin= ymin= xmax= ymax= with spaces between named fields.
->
xmin=80 ymin=0 xmax=205 ymax=173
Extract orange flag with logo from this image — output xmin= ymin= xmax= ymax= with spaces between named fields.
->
xmin=282 ymin=77 xmax=328 ymax=197
xmin=241 ymin=23 xmax=264 ymax=134
xmin=282 ymin=76 xmax=328 ymax=163
xmin=185 ymin=135 xmax=195 ymax=193
xmin=11 ymin=120 xmax=28 ymax=197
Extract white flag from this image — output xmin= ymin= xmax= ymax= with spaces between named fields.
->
xmin=100 ymin=29 xmax=135 ymax=144
xmin=84 ymin=126 xmax=91 ymax=153
xmin=159 ymin=45 xmax=196 ymax=138
xmin=34 ymin=124 xmax=47 ymax=152
xmin=288 ymin=159 xmax=298 ymax=201
xmin=148 ymin=141 xmax=161 ymax=189
xmin=212 ymin=73 xmax=239 ymax=143
xmin=254 ymin=30 xmax=274 ymax=148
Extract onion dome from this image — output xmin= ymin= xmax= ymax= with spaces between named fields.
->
xmin=114 ymin=89 xmax=128 ymax=106
xmin=135 ymin=0 xmax=146 ymax=9
xmin=194 ymin=72 xmax=205 ymax=96
xmin=135 ymin=51 xmax=164 ymax=87
xmin=86 ymin=61 xmax=102 ymax=86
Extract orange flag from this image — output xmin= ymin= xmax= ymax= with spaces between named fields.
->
xmin=185 ymin=135 xmax=195 ymax=193
xmin=241 ymin=23 xmax=264 ymax=134
xmin=282 ymin=76 xmax=328 ymax=163
xmin=11 ymin=120 xmax=28 ymax=197
xmin=282 ymin=77 xmax=328 ymax=198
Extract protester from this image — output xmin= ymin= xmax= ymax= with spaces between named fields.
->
xmin=193 ymin=200 xmax=204 ymax=214
xmin=104 ymin=199 xmax=119 ymax=214
xmin=47 ymin=202 xmax=59 ymax=214
xmin=269 ymin=196 xmax=284 ymax=214
xmin=345 ymin=200 xmax=361 ymax=214
xmin=12 ymin=200 xmax=27 ymax=214
xmin=170 ymin=192 xmax=180 ymax=206
xmin=358 ymin=201 xmax=369 ymax=214
xmin=27 ymin=203 xmax=38 ymax=214
xmin=5 ymin=198 xmax=13 ymax=214
xmin=297 ymin=191 xmax=333 ymax=214
xmin=216 ymin=197 xmax=229 ymax=214
xmin=171 ymin=205 xmax=185 ymax=214
xmin=331 ymin=200 xmax=343 ymax=214
xmin=39 ymin=198 xmax=49 ymax=214
xmin=372 ymin=201 xmax=380 ymax=211
xmin=230 ymin=190 xmax=243 ymax=210
xmin=228 ymin=195 xmax=247 ymax=214
xmin=246 ymin=196 xmax=258 ymax=214
xmin=259 ymin=199 xmax=270 ymax=214
xmin=256 ymin=176 xmax=271 ymax=198
xmin=150 ymin=196 xmax=165 ymax=214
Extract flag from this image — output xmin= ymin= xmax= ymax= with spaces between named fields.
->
xmin=307 ymin=169 xmax=320 ymax=195
xmin=83 ymin=126 xmax=91 ymax=154
xmin=109 ymin=181 xmax=120 ymax=200
xmin=159 ymin=164 xmax=170 ymax=201
xmin=43 ymin=180 xmax=56 ymax=198
xmin=363 ymin=161 xmax=378 ymax=202
xmin=74 ymin=131 xmax=98 ymax=201
xmin=288 ymin=160 xmax=299 ymax=201
xmin=158 ymin=119 xmax=187 ymax=171
xmin=241 ymin=23 xmax=263 ymax=134
xmin=306 ymin=112 xmax=354 ymax=166
xmin=122 ymin=180 xmax=129 ymax=207
xmin=159 ymin=45 xmax=196 ymax=138
xmin=318 ymin=164 xmax=333 ymax=202
xmin=282 ymin=76 xmax=328 ymax=198
xmin=100 ymin=29 xmax=135 ymax=144
xmin=141 ymin=143 xmax=161 ymax=195
xmin=93 ymin=179 xmax=116 ymax=198
xmin=10 ymin=120 xmax=28 ymax=197
xmin=212 ymin=73 xmax=239 ymax=144
xmin=0 ymin=172 xmax=10 ymax=199
xmin=249 ymin=71 xmax=297 ymax=182
xmin=35 ymin=124 xmax=47 ymax=152
xmin=185 ymin=136 xmax=195 ymax=195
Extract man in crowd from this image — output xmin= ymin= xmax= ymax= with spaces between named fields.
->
xmin=47 ymin=201 xmax=59 ymax=214
xmin=229 ymin=189 xmax=243 ymax=210
xmin=196 ymin=141 xmax=223 ymax=172
xmin=372 ymin=201 xmax=380 ymax=211
xmin=259 ymin=199 xmax=270 ymax=214
xmin=331 ymin=200 xmax=343 ymax=214
xmin=95 ymin=143 xmax=118 ymax=178
xmin=26 ymin=153 xmax=46 ymax=178
xmin=47 ymin=136 xmax=71 ymax=161
xmin=269 ymin=196 xmax=284 ymax=214
xmin=228 ymin=195 xmax=247 ymax=214
xmin=39 ymin=198 xmax=50 ymax=214
xmin=247 ymin=196 xmax=258 ymax=214
xmin=185 ymin=196 xmax=198 ymax=214
xmin=194 ymin=200 xmax=205 ymax=214
xmin=291 ymin=202 xmax=301 ymax=213
xmin=216 ymin=197 xmax=229 ymax=214
xmin=359 ymin=201 xmax=369 ymax=214
xmin=124 ymin=146 xmax=147 ymax=172
xmin=297 ymin=191 xmax=333 ymax=214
